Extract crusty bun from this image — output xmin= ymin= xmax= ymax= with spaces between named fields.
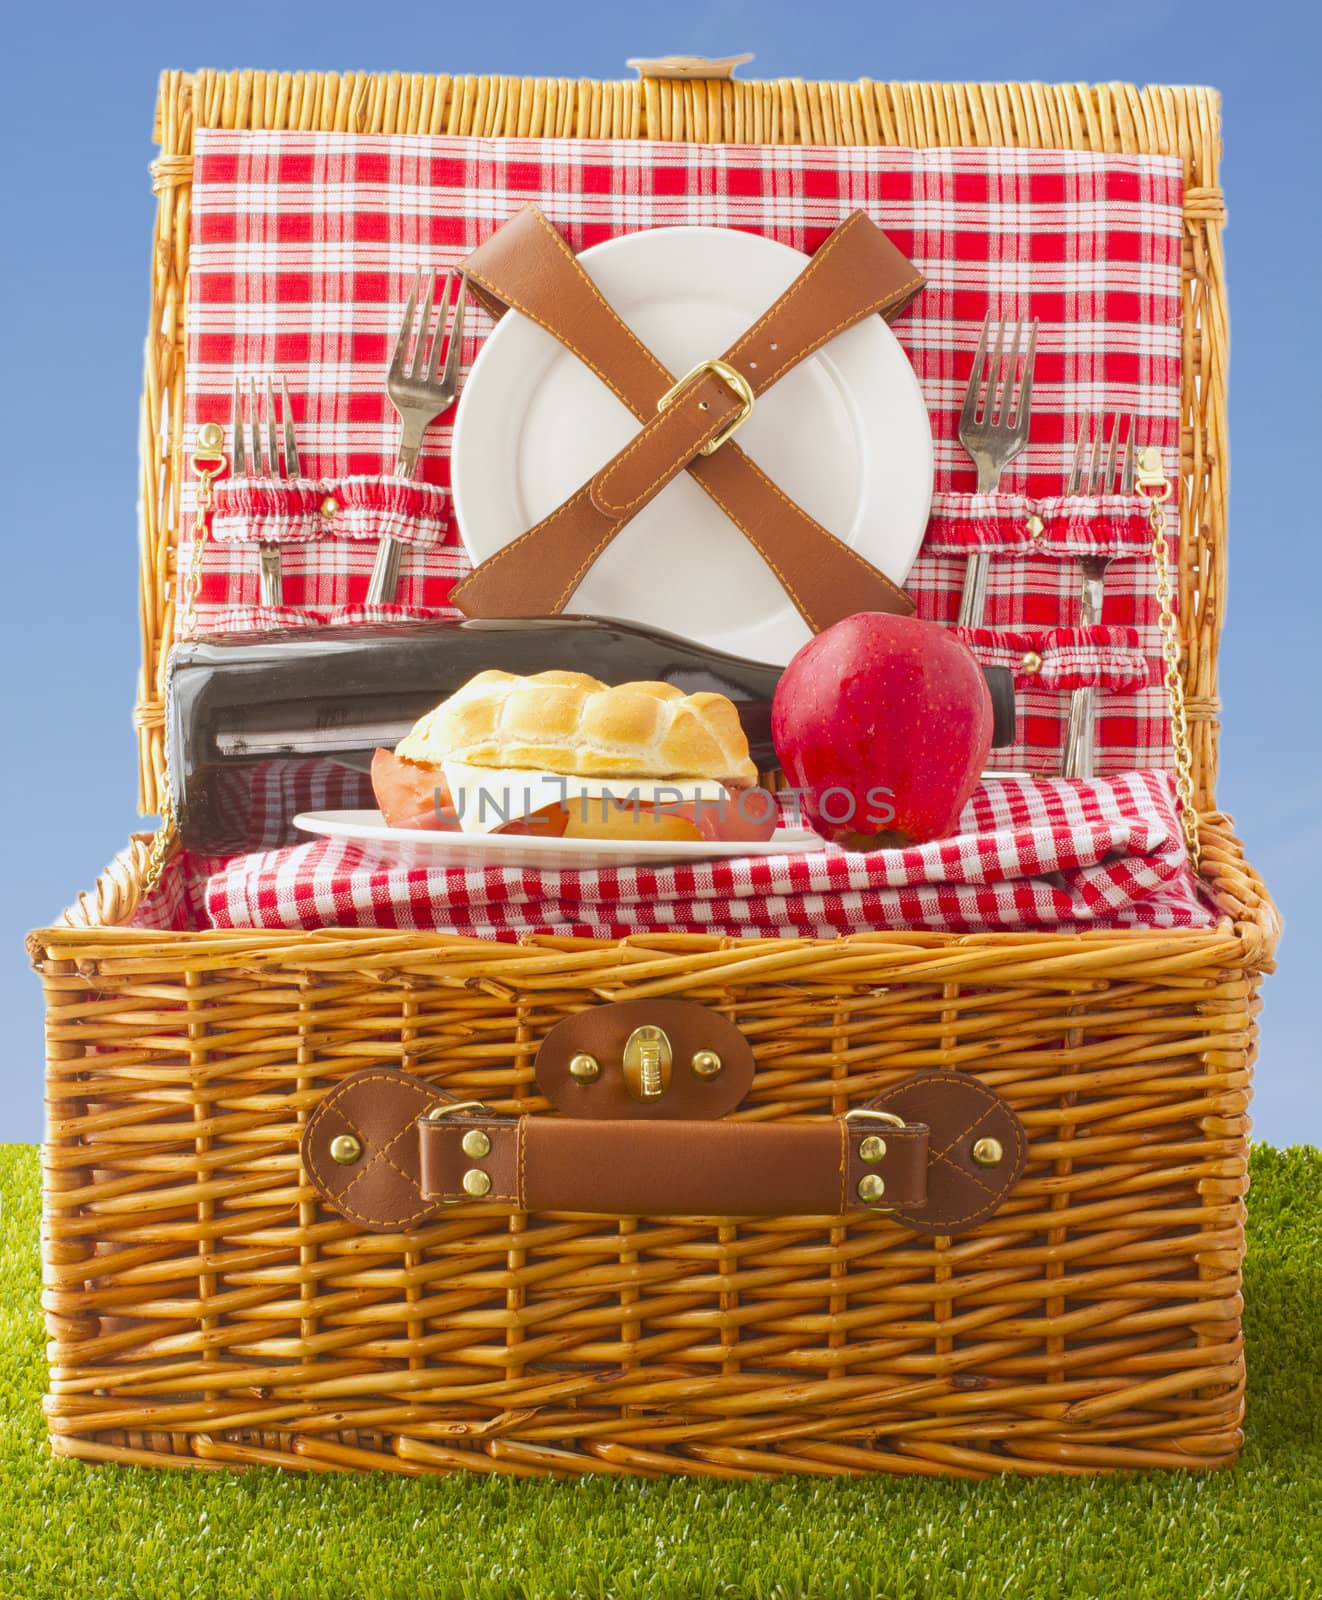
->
xmin=394 ymin=669 xmax=758 ymax=788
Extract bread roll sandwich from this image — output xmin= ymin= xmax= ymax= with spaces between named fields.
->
xmin=370 ymin=669 xmax=777 ymax=843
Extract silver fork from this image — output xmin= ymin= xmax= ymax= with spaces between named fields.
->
xmin=366 ymin=268 xmax=468 ymax=605
xmin=232 ymin=376 xmax=300 ymax=608
xmin=1060 ymin=412 xmax=1137 ymax=779
xmin=956 ymin=313 xmax=1039 ymax=627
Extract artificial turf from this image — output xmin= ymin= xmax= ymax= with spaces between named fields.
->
xmin=1 ymin=1143 xmax=1318 ymax=1600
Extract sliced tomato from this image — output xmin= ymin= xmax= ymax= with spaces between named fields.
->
xmin=668 ymin=788 xmax=778 ymax=843
xmin=371 ymin=751 xmax=569 ymax=836
xmin=370 ymin=749 xmax=458 ymax=831
xmin=371 ymin=752 xmax=775 ymax=843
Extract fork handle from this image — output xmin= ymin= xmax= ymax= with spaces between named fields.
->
xmin=394 ymin=417 xmax=429 ymax=480
xmin=258 ymin=543 xmax=283 ymax=609
xmin=1060 ymin=558 xmax=1111 ymax=778
xmin=955 ymin=460 xmax=1006 ymax=626
xmin=1062 ymin=687 xmax=1096 ymax=779
xmin=366 ymin=436 xmax=428 ymax=604
xmin=956 ymin=553 xmax=989 ymax=628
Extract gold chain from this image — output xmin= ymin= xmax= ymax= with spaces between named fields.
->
xmin=181 ymin=422 xmax=227 ymax=640
xmin=140 ymin=776 xmax=178 ymax=896
xmin=1136 ymin=447 xmax=1201 ymax=873
xmin=142 ymin=426 xmax=228 ymax=897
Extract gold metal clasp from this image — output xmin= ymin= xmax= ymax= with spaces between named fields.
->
xmin=192 ymin=421 xmax=228 ymax=483
xmin=656 ymin=358 xmax=755 ymax=455
xmin=1135 ymin=446 xmax=1172 ymax=502
xmin=623 ymin=1025 xmax=673 ymax=1101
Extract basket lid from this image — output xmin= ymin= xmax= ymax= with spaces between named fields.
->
xmin=134 ymin=70 xmax=1226 ymax=817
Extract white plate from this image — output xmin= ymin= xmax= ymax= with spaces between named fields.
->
xmin=294 ymin=811 xmax=824 ymax=872
xmin=452 ymin=226 xmax=932 ymax=666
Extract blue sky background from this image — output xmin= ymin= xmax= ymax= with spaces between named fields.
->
xmin=2 ymin=0 xmax=1317 ymax=1143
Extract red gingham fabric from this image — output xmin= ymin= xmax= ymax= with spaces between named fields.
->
xmin=211 ymin=474 xmax=449 ymax=546
xmin=957 ymin=625 xmax=1149 ymax=693
xmin=184 ymin=132 xmax=1185 ymax=776
xmin=145 ymin=772 xmax=1212 ymax=938
xmin=923 ymin=491 xmax=1156 ymax=554
xmin=193 ymin=756 xmax=374 ymax=852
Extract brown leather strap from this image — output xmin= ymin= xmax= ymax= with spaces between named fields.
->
xmin=420 ymin=1113 xmax=928 ymax=1216
xmin=302 ymin=1067 xmax=1025 ymax=1237
xmin=449 ymin=205 xmax=924 ymax=630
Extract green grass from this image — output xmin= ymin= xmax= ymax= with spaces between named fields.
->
xmin=1 ymin=1145 xmax=1319 ymax=1600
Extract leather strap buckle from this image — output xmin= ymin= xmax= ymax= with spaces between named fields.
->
xmin=656 ymin=357 xmax=755 ymax=455
xmin=424 ymin=1100 xmax=489 ymax=1121
xmin=843 ymin=1109 xmax=907 ymax=1129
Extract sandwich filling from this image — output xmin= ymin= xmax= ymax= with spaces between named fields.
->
xmin=370 ymin=670 xmax=776 ymax=843
xmin=370 ymin=751 xmax=777 ymax=842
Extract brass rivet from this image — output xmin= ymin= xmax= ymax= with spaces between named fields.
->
xmin=569 ymin=1053 xmax=600 ymax=1084
xmin=319 ymin=495 xmax=340 ymax=519
xmin=196 ymin=422 xmax=224 ymax=451
xmin=972 ymin=1136 xmax=1004 ymax=1168
xmin=329 ymin=1134 xmax=362 ymax=1166
xmin=858 ymin=1134 xmax=886 ymax=1163
xmin=857 ymin=1173 xmax=886 ymax=1204
xmin=1026 ymin=512 xmax=1045 ymax=539
xmin=691 ymin=1049 xmax=722 ymax=1079
xmin=461 ymin=1129 xmax=491 ymax=1159
xmin=462 ymin=1168 xmax=492 ymax=1197
xmin=1021 ymin=651 xmax=1043 ymax=675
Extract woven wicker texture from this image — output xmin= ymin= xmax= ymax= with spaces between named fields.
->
xmin=30 ymin=70 xmax=1274 ymax=1479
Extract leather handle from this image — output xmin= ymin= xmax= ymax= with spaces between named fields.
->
xmin=302 ymin=1068 xmax=1026 ymax=1237
xmin=419 ymin=1111 xmax=927 ymax=1216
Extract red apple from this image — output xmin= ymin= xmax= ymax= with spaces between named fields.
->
xmin=772 ymin=612 xmax=992 ymax=849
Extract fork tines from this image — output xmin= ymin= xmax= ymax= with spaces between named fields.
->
xmin=388 ymin=268 xmax=468 ymax=389
xmin=960 ymin=312 xmax=1039 ymax=433
xmin=1068 ymin=412 xmax=1138 ymax=497
xmin=231 ymin=374 xmax=300 ymax=479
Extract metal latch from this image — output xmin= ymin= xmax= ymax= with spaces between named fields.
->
xmin=617 ymin=1024 xmax=669 ymax=1100
xmin=623 ymin=1024 xmax=672 ymax=1101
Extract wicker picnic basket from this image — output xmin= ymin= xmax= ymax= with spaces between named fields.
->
xmin=29 ymin=66 xmax=1279 ymax=1479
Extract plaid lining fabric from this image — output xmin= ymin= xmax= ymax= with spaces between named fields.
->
xmin=184 ymin=132 xmax=1185 ymax=775
xmin=957 ymin=625 xmax=1150 ymax=692
xmin=211 ymin=474 xmax=449 ymax=546
xmin=923 ymin=491 xmax=1158 ymax=553
xmin=156 ymin=772 xmax=1212 ymax=938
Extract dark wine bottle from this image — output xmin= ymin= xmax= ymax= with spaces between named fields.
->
xmin=166 ymin=615 xmax=1015 ymax=851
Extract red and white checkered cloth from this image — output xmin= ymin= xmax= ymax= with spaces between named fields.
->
xmin=184 ymin=133 xmax=1185 ymax=776
xmin=151 ymin=772 xmax=1211 ymax=939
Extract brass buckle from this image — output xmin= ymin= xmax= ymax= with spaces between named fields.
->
xmin=843 ymin=1109 xmax=907 ymax=1130
xmin=425 ymin=1100 xmax=489 ymax=1122
xmin=656 ymin=357 xmax=755 ymax=455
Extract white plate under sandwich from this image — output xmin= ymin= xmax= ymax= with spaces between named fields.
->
xmin=294 ymin=811 xmax=822 ymax=872
xmin=451 ymin=225 xmax=933 ymax=666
